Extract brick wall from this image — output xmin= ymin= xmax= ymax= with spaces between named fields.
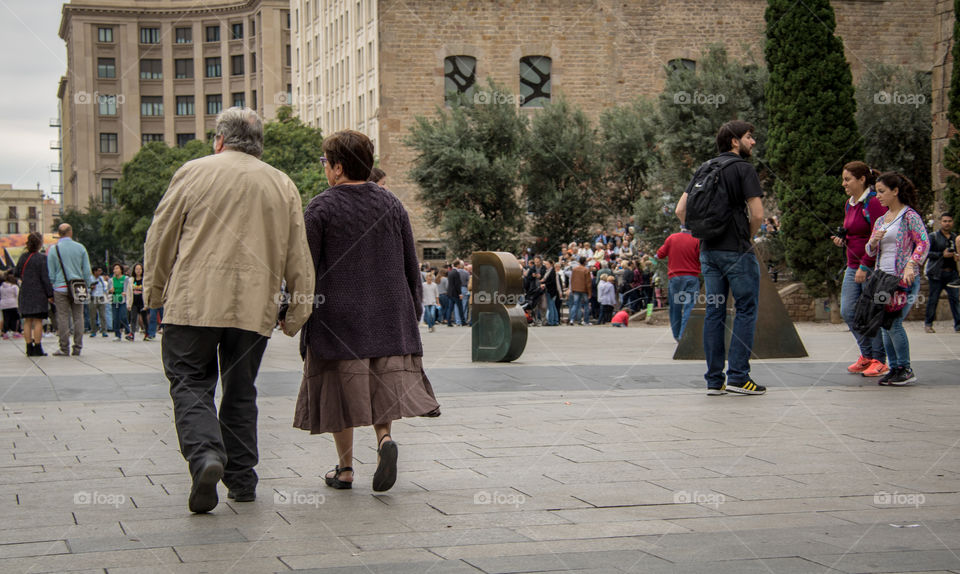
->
xmin=376 ymin=0 xmax=937 ymax=251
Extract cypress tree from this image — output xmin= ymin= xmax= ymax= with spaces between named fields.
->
xmin=765 ymin=0 xmax=862 ymax=297
xmin=942 ymin=0 xmax=960 ymax=217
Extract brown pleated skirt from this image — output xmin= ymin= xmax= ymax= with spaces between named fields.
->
xmin=293 ymin=350 xmax=441 ymax=434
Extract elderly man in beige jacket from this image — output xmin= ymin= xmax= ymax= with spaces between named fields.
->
xmin=144 ymin=107 xmax=315 ymax=513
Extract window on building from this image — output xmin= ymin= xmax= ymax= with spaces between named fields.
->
xmin=176 ymin=95 xmax=195 ymax=116
xmin=7 ymin=222 xmax=17 ymax=234
xmin=205 ymin=57 xmax=222 ymax=78
xmin=28 ymin=207 xmax=37 ymax=219
xmin=287 ymin=84 xmax=292 ymax=107
xmin=232 ymin=92 xmax=245 ymax=108
xmin=97 ymin=58 xmax=116 ymax=78
xmin=231 ymin=22 xmax=243 ymax=40
xmin=444 ymin=55 xmax=477 ymax=105
xmin=140 ymin=59 xmax=162 ymax=79
xmin=98 ymin=27 xmax=113 ymax=43
xmin=250 ymin=18 xmax=255 ymax=36
xmin=251 ymin=90 xmax=257 ymax=110
xmin=422 ymin=247 xmax=447 ymax=260
xmin=101 ymin=178 xmax=117 ymax=205
xmin=251 ymin=52 xmax=256 ymax=72
xmin=205 ymin=25 xmax=220 ymax=42
xmin=98 ymin=94 xmax=117 ymax=116
xmin=28 ymin=222 xmax=36 ymax=233
xmin=519 ymin=55 xmax=551 ymax=108
xmin=100 ymin=133 xmax=118 ymax=153
xmin=231 ymin=54 xmax=244 ymax=76
xmin=141 ymin=133 xmax=164 ymax=145
xmin=8 ymin=206 xmax=17 ymax=219
xmin=175 ymin=58 xmax=193 ymax=79
xmin=141 ymin=96 xmax=163 ymax=116
xmin=286 ymin=44 xmax=292 ymax=67
xmin=285 ymin=12 xmax=291 ymax=29
xmin=206 ymin=94 xmax=222 ymax=115
xmin=176 ymin=133 xmax=195 ymax=147
xmin=368 ymin=41 xmax=374 ymax=69
xmin=305 ymin=0 xmax=310 ymax=22
xmin=175 ymin=27 xmax=192 ymax=44
xmin=139 ymin=27 xmax=160 ymax=44
xmin=668 ymin=58 xmax=696 ymax=73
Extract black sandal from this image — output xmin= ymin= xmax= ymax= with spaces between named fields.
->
xmin=324 ymin=465 xmax=353 ymax=489
xmin=372 ymin=434 xmax=398 ymax=492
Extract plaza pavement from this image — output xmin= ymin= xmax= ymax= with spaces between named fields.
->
xmin=0 ymin=319 xmax=958 ymax=573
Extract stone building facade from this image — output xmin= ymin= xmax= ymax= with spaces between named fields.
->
xmin=290 ymin=0 xmax=937 ymax=260
xmin=57 ymin=0 xmax=294 ymax=211
xmin=0 ymin=185 xmax=51 ymax=237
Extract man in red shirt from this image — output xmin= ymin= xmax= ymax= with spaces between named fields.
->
xmin=656 ymin=226 xmax=701 ymax=341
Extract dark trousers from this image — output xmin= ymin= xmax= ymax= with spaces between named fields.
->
xmin=162 ymin=324 xmax=268 ymax=491
xmin=925 ymin=269 xmax=960 ymax=330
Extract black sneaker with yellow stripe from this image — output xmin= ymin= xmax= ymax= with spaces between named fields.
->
xmin=726 ymin=379 xmax=766 ymax=395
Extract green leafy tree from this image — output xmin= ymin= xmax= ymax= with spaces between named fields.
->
xmin=856 ymin=62 xmax=933 ymax=214
xmin=942 ymin=0 xmax=960 ymax=217
xmin=629 ymin=45 xmax=769 ymax=248
xmin=765 ymin=0 xmax=862 ymax=297
xmin=599 ymin=97 xmax=660 ymax=218
xmin=522 ymin=96 xmax=605 ymax=253
xmin=262 ymin=106 xmax=327 ymax=204
xmin=405 ymin=81 xmax=528 ymax=257
xmin=55 ymin=199 xmax=119 ymax=268
xmin=103 ymin=140 xmax=212 ymax=262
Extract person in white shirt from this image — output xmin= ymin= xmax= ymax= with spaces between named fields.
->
xmin=422 ymin=273 xmax=440 ymax=332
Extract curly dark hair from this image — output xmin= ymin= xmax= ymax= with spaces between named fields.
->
xmin=877 ymin=172 xmax=918 ymax=210
xmin=26 ymin=231 xmax=43 ymax=253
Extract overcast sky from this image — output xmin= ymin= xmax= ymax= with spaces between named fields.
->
xmin=0 ymin=0 xmax=67 ymax=200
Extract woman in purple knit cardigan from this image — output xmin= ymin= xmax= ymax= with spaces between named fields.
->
xmin=293 ymin=130 xmax=440 ymax=492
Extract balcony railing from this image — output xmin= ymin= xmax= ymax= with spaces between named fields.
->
xmin=50 ymin=163 xmax=62 ymax=172
xmin=50 ymin=140 xmax=62 ymax=149
xmin=49 ymin=117 xmax=61 ymax=127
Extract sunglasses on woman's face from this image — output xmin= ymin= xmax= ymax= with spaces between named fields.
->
xmin=319 ymin=157 xmax=328 ymax=166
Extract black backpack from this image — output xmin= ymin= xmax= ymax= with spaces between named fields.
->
xmin=684 ymin=155 xmax=746 ymax=241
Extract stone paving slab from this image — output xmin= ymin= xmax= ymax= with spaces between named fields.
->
xmin=0 ymin=325 xmax=958 ymax=573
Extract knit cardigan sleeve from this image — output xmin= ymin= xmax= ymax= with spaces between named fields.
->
xmin=400 ymin=207 xmax=423 ymax=322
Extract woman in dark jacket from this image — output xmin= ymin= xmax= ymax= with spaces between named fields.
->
xmin=294 ymin=130 xmax=440 ymax=493
xmin=14 ymin=232 xmax=53 ymax=356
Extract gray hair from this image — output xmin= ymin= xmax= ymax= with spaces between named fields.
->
xmin=215 ymin=107 xmax=263 ymax=157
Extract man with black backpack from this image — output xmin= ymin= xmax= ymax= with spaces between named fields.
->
xmin=675 ymin=120 xmax=765 ymax=396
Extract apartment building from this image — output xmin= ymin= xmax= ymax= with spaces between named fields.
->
xmin=57 ymin=0 xmax=293 ymax=210
xmin=0 ymin=185 xmax=50 ymax=236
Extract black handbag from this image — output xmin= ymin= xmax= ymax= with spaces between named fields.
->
xmin=55 ymin=245 xmax=89 ymax=304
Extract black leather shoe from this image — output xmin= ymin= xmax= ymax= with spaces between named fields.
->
xmin=227 ymin=489 xmax=256 ymax=502
xmin=188 ymin=455 xmax=224 ymax=513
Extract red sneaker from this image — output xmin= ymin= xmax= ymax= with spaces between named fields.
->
xmin=847 ymin=356 xmax=872 ymax=373
xmin=861 ymin=360 xmax=890 ymax=378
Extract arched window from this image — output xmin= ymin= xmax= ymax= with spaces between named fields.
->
xmin=520 ymin=56 xmax=551 ymax=107
xmin=668 ymin=58 xmax=696 ymax=73
xmin=444 ymin=55 xmax=477 ymax=104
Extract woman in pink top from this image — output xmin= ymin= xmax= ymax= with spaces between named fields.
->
xmin=864 ymin=172 xmax=930 ymax=386
xmin=832 ymin=162 xmax=889 ymax=377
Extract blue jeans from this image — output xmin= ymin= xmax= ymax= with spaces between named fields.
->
xmin=569 ymin=291 xmax=589 ymax=324
xmin=424 ymin=304 xmax=438 ymax=328
xmin=450 ymin=295 xmax=466 ymax=325
xmin=882 ymin=280 xmax=921 ymax=369
xmin=701 ymin=250 xmax=759 ymax=389
xmin=840 ymin=267 xmax=886 ymax=362
xmin=546 ymin=293 xmax=559 ymax=325
xmin=111 ymin=302 xmax=129 ymax=338
xmin=669 ymin=275 xmax=700 ymax=341
xmin=147 ymin=307 xmax=162 ymax=338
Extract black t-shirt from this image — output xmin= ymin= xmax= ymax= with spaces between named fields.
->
xmin=686 ymin=152 xmax=764 ymax=252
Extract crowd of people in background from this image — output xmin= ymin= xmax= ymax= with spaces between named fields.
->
xmin=0 ymin=227 xmax=163 ymax=356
